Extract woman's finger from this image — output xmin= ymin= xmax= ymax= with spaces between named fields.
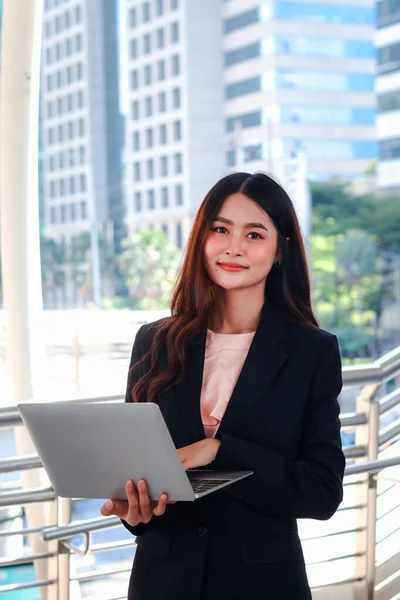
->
xmin=153 ymin=493 xmax=168 ymax=516
xmin=125 ymin=479 xmax=142 ymax=525
xmin=100 ymin=499 xmax=128 ymax=519
xmin=137 ymin=480 xmax=153 ymax=522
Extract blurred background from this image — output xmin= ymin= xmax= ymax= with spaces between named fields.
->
xmin=0 ymin=1 xmax=400 ymax=598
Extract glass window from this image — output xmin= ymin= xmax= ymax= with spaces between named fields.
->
xmin=71 ymin=203 xmax=76 ymax=222
xmin=226 ymin=111 xmax=262 ymax=132
xmin=145 ymin=96 xmax=153 ymax=116
xmin=81 ymin=201 xmax=87 ymax=219
xmin=142 ymin=2 xmax=150 ymax=22
xmin=173 ymin=120 xmax=182 ymax=141
xmin=58 ymin=124 xmax=64 ymax=142
xmin=225 ymin=42 xmax=260 ymax=67
xmin=224 ymin=8 xmax=259 ymax=33
xmin=156 ymin=0 xmax=164 ymax=16
xmin=171 ymin=54 xmax=180 ymax=75
xmin=130 ymin=39 xmax=138 ymax=59
xmin=172 ymin=87 xmax=181 ymax=108
xmin=160 ymin=156 xmax=168 ymax=176
xmin=174 ymin=152 xmax=182 ymax=173
xmin=268 ymin=2 xmax=375 ymax=25
xmin=157 ymin=28 xmax=165 ymax=48
xmin=68 ymin=122 xmax=74 ymax=139
xmin=76 ymin=62 xmax=83 ymax=80
xmin=159 ymin=124 xmax=167 ymax=144
xmin=176 ymin=222 xmax=183 ymax=248
xmin=133 ymin=131 xmax=140 ymax=151
xmin=380 ymin=137 xmax=400 ymax=160
xmin=144 ymin=33 xmax=151 ymax=54
xmin=159 ymin=91 xmax=167 ymax=112
xmin=243 ymin=144 xmax=262 ymax=162
xmin=161 ymin=186 xmax=169 ymax=206
xmin=147 ymin=189 xmax=155 ymax=210
xmin=76 ymin=34 xmax=82 ymax=52
xmin=283 ymin=139 xmax=377 ymax=159
xmin=171 ymin=22 xmax=179 ymax=43
xmin=281 ymin=105 xmax=376 ymax=125
xmin=130 ymin=8 xmax=137 ymax=28
xmin=77 ymin=90 xmax=84 ymax=108
xmin=131 ymin=69 xmax=139 ymax=89
xmin=135 ymin=192 xmax=142 ymax=212
xmin=79 ymin=146 xmax=85 ymax=164
xmin=78 ymin=118 xmax=85 ymax=136
xmin=75 ymin=6 xmax=81 ymax=23
xmin=46 ymin=48 xmax=52 ymax=64
xmin=171 ymin=0 xmax=179 ymax=9
xmin=147 ymin=158 xmax=154 ymax=179
xmin=66 ymin=39 xmax=71 ymax=55
xmin=61 ymin=205 xmax=67 ymax=222
xmin=144 ymin=64 xmax=152 ymax=85
xmin=274 ymin=35 xmax=375 ymax=59
xmin=275 ymin=70 xmax=374 ymax=92
xmin=378 ymin=41 xmax=400 ymax=74
xmin=161 ymin=223 xmax=169 ymax=235
xmin=69 ymin=176 xmax=75 ymax=194
xmin=225 ymin=76 xmax=261 ymax=99
xmin=226 ymin=149 xmax=236 ymax=167
xmin=132 ymin=100 xmax=140 ymax=120
xmin=80 ymin=174 xmax=86 ymax=191
xmin=175 ymin=183 xmax=183 ymax=205
xmin=378 ymin=90 xmax=400 ymax=113
xmin=51 ymin=206 xmax=57 ymax=224
xmin=146 ymin=128 xmax=154 ymax=148
xmin=377 ymin=0 xmax=400 ymax=28
xmin=158 ymin=59 xmax=166 ymax=80
xmin=133 ymin=162 xmax=141 ymax=181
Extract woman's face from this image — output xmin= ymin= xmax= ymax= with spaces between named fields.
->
xmin=204 ymin=192 xmax=280 ymax=292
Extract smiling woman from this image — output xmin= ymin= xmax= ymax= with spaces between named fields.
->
xmin=101 ymin=172 xmax=345 ymax=600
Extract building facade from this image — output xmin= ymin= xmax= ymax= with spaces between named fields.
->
xmin=123 ymin=0 xmax=225 ymax=248
xmin=222 ymin=0 xmax=377 ymax=183
xmin=41 ymin=0 xmax=123 ymax=250
xmin=376 ymin=0 xmax=400 ymax=197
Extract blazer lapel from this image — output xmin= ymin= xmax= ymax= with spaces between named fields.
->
xmin=215 ymin=306 xmax=289 ymax=439
xmin=173 ymin=330 xmax=207 ymax=443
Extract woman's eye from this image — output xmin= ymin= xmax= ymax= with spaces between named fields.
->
xmin=247 ymin=232 xmax=263 ymax=239
xmin=213 ymin=226 xmax=228 ymax=233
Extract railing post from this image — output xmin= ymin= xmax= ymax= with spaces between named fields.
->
xmin=365 ymin=385 xmax=380 ymax=600
xmin=57 ymin=496 xmax=73 ymax=600
xmin=354 ymin=383 xmax=380 ymax=592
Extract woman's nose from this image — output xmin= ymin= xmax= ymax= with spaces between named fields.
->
xmin=225 ymin=236 xmax=243 ymax=256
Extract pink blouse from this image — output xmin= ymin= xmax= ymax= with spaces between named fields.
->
xmin=200 ymin=329 xmax=255 ymax=438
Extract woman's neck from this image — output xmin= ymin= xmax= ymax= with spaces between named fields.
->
xmin=209 ymin=290 xmax=265 ymax=334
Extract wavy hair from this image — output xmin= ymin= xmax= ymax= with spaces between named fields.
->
xmin=131 ymin=172 xmax=318 ymax=402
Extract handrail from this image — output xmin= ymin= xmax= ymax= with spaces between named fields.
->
xmin=342 ymin=346 xmax=400 ymax=387
xmin=39 ymin=454 xmax=400 ymax=543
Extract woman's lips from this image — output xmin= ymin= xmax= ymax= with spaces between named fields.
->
xmin=217 ymin=262 xmax=248 ymax=272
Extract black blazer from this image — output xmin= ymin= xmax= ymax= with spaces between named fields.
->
xmin=122 ymin=306 xmax=345 ymax=600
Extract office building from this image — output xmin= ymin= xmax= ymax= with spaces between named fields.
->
xmin=222 ymin=0 xmax=377 ymax=183
xmin=376 ymin=0 xmax=400 ymax=197
xmin=124 ymin=0 xmax=225 ymax=249
xmin=41 ymin=0 xmax=123 ymax=249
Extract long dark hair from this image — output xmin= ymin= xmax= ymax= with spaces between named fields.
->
xmin=132 ymin=172 xmax=318 ymax=402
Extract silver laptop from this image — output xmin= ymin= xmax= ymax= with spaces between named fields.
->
xmin=18 ymin=401 xmax=252 ymax=501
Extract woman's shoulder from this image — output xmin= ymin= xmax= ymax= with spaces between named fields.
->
xmin=285 ymin=319 xmax=338 ymax=353
xmin=135 ymin=316 xmax=170 ymax=349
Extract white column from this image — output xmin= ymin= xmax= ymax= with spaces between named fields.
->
xmin=0 ymin=2 xmax=59 ymax=599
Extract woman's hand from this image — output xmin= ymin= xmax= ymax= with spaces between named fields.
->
xmin=177 ymin=438 xmax=221 ymax=470
xmin=100 ymin=479 xmax=173 ymax=526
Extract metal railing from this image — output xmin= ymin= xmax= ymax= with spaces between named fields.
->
xmin=0 ymin=347 xmax=399 ymax=599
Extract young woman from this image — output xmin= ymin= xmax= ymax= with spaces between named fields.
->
xmin=101 ymin=172 xmax=345 ymax=600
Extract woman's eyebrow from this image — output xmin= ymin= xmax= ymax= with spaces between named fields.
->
xmin=214 ymin=216 xmax=268 ymax=231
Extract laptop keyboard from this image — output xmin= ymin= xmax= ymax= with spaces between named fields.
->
xmin=186 ymin=472 xmax=230 ymax=494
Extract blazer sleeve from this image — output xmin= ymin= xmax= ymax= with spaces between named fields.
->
xmin=120 ymin=324 xmax=154 ymax=537
xmin=213 ymin=335 xmax=345 ymax=520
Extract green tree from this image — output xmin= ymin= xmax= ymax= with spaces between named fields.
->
xmin=67 ymin=231 xmax=116 ymax=304
xmin=40 ymin=235 xmax=66 ymax=308
xmin=118 ymin=229 xmax=180 ymax=309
